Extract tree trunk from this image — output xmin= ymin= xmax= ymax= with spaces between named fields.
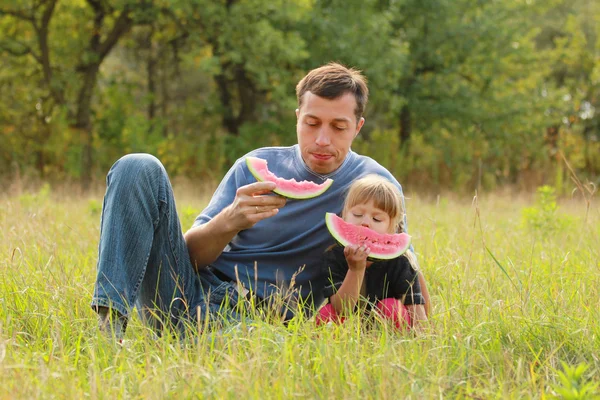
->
xmin=36 ymin=0 xmax=66 ymax=106
xmin=582 ymin=123 xmax=594 ymax=175
xmin=75 ymin=65 xmax=100 ymax=191
xmin=213 ymin=64 xmax=261 ymax=136
xmin=399 ymin=104 xmax=411 ymax=149
xmin=74 ymin=3 xmax=133 ymax=191
xmin=146 ymin=27 xmax=157 ymax=132
xmin=215 ymin=70 xmax=240 ymax=136
xmin=545 ymin=125 xmax=560 ymax=159
xmin=209 ymin=0 xmax=244 ymax=136
xmin=236 ymin=66 xmax=258 ymax=126
xmin=160 ymin=55 xmax=169 ymax=137
xmin=35 ymin=114 xmax=53 ymax=179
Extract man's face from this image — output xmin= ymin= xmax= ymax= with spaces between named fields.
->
xmin=296 ymin=91 xmax=365 ymax=174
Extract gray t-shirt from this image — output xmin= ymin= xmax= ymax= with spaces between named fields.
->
xmin=193 ymin=145 xmax=408 ymax=311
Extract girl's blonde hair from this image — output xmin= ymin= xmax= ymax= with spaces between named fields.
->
xmin=342 ymin=174 xmax=405 ymax=234
xmin=342 ymin=174 xmax=418 ymax=269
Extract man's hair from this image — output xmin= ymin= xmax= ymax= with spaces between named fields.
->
xmin=342 ymin=174 xmax=404 ymax=234
xmin=296 ymin=62 xmax=369 ymax=122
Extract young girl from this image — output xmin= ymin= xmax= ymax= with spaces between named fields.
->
xmin=317 ymin=175 xmax=429 ymax=330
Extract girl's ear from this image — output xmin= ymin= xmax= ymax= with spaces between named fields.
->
xmin=394 ymin=219 xmax=404 ymax=234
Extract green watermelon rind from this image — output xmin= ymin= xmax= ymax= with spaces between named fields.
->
xmin=325 ymin=212 xmax=411 ymax=261
xmin=246 ymin=157 xmax=333 ymax=199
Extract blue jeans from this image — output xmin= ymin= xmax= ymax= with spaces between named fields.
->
xmin=91 ymin=154 xmax=240 ymax=333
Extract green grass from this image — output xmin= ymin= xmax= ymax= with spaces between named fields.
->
xmin=1 ymin=186 xmax=599 ymax=399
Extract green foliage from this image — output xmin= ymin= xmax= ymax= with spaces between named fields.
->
xmin=0 ymin=0 xmax=599 ymax=188
xmin=17 ymin=182 xmax=51 ymax=209
xmin=523 ymin=185 xmax=559 ymax=232
xmin=1 ymin=192 xmax=599 ymax=397
xmin=553 ymin=362 xmax=599 ymax=399
xmin=87 ymin=199 xmax=102 ymax=216
xmin=179 ymin=205 xmax=201 ymax=230
xmin=353 ymin=128 xmax=502 ymax=192
xmin=522 ymin=185 xmax=574 ymax=234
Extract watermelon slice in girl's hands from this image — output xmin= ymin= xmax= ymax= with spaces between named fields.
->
xmin=246 ymin=156 xmax=333 ymax=199
xmin=325 ymin=212 xmax=411 ymax=260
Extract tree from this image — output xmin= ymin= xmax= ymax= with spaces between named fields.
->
xmin=535 ymin=0 xmax=600 ymax=179
xmin=0 ymin=1 xmax=151 ymax=188
xmin=168 ymin=0 xmax=309 ymax=138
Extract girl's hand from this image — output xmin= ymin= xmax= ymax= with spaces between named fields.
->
xmin=344 ymin=244 xmax=370 ymax=271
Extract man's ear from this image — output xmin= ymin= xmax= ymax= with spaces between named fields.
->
xmin=295 ymin=108 xmax=300 ymax=119
xmin=354 ymin=117 xmax=365 ymax=138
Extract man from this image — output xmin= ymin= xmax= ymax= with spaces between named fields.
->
xmin=92 ymin=62 xmax=425 ymax=338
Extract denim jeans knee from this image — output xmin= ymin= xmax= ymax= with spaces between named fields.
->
xmin=91 ymin=153 xmax=236 ymax=332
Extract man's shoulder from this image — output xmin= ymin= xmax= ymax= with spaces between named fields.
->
xmin=245 ymin=146 xmax=296 ymax=160
xmin=351 ymin=152 xmax=385 ymax=169
xmin=348 ymin=151 xmax=400 ymax=186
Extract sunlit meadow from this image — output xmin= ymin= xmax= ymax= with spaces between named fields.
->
xmin=1 ymin=183 xmax=599 ymax=399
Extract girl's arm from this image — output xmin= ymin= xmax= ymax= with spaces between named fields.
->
xmin=329 ymin=269 xmax=365 ymax=315
xmin=417 ymin=271 xmax=431 ymax=318
xmin=406 ymin=304 xmax=427 ymax=331
xmin=329 ymin=245 xmax=369 ymax=315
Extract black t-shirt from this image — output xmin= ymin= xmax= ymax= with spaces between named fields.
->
xmin=321 ymin=245 xmax=425 ymax=306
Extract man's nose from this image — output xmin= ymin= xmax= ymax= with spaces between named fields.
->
xmin=315 ymin=129 xmax=331 ymax=146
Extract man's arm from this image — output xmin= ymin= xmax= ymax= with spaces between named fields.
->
xmin=184 ymin=181 xmax=286 ymax=270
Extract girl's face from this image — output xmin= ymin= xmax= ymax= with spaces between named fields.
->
xmin=343 ymin=200 xmax=393 ymax=234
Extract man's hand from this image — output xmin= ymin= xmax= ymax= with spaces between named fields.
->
xmin=184 ymin=181 xmax=285 ymax=270
xmin=344 ymin=244 xmax=370 ymax=272
xmin=222 ymin=181 xmax=287 ymax=231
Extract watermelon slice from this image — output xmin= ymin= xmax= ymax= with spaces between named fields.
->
xmin=325 ymin=212 xmax=411 ymax=260
xmin=246 ymin=156 xmax=333 ymax=199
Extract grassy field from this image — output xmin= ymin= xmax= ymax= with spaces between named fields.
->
xmin=1 ymin=184 xmax=599 ymax=399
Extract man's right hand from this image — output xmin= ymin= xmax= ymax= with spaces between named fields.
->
xmin=184 ymin=181 xmax=286 ymax=270
xmin=222 ymin=181 xmax=287 ymax=231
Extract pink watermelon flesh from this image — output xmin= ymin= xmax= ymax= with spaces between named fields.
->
xmin=246 ymin=156 xmax=333 ymax=199
xmin=325 ymin=212 xmax=411 ymax=260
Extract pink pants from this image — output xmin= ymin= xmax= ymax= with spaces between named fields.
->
xmin=315 ymin=298 xmax=411 ymax=330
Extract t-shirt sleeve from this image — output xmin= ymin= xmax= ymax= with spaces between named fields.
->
xmin=321 ymin=247 xmax=348 ymax=301
xmin=391 ymin=255 xmax=425 ymax=306
xmin=192 ymin=157 xmax=252 ymax=229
